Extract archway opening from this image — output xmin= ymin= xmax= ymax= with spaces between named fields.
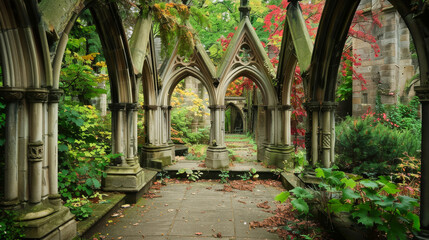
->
xmin=224 ymin=76 xmax=262 ymax=163
xmin=170 ymin=77 xmax=211 ymax=161
xmin=57 ymin=8 xmax=113 ymax=201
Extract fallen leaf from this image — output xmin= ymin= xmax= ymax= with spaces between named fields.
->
xmin=121 ymin=204 xmax=131 ymax=208
xmin=195 ymin=232 xmax=203 ymax=236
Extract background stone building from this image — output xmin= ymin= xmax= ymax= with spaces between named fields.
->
xmin=352 ymin=0 xmax=419 ymax=115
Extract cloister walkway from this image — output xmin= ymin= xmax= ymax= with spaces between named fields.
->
xmin=91 ymin=181 xmax=283 ymax=239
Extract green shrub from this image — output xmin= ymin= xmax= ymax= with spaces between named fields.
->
xmin=0 ymin=209 xmax=25 ymax=240
xmin=335 ymin=116 xmax=420 ymax=177
xmin=57 ymin=103 xmax=115 ymax=199
xmin=171 ymin=108 xmax=209 ymax=144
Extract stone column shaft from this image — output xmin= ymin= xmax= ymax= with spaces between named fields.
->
xmin=29 ymin=102 xmax=43 ymax=204
xmin=322 ymin=110 xmax=331 ymax=168
xmin=109 ymin=103 xmax=127 ymax=166
xmin=311 ymin=111 xmax=318 ymax=165
xmin=330 ymin=110 xmax=336 ymax=165
xmin=4 ymin=101 xmax=20 ymax=202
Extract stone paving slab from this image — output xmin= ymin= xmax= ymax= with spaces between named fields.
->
xmin=164 ymin=160 xmax=271 ymax=172
xmin=92 ymin=181 xmax=283 ymax=240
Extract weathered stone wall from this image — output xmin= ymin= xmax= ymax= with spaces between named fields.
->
xmin=352 ymin=0 xmax=417 ymax=115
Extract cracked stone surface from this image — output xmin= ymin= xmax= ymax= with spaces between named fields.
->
xmin=92 ymin=181 xmax=284 ymax=239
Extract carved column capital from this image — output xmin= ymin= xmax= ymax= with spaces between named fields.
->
xmin=108 ymin=103 xmax=127 ymax=111
xmin=126 ymin=103 xmax=138 ymax=111
xmin=28 ymin=141 xmax=44 ymax=162
xmin=304 ymin=102 xmax=320 ymax=112
xmin=26 ymin=89 xmax=49 ymax=103
xmin=143 ymin=105 xmax=158 ymax=110
xmin=48 ymin=89 xmax=64 ymax=103
xmin=321 ymin=101 xmax=338 ymax=111
xmin=415 ymin=86 xmax=429 ymax=102
xmin=0 ymin=87 xmax=25 ymax=102
xmin=208 ymin=105 xmax=226 ymax=110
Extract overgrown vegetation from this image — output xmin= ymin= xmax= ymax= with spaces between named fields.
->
xmin=0 ymin=209 xmax=25 ymax=240
xmin=276 ymin=167 xmax=420 ymax=240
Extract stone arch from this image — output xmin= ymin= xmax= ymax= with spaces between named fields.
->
xmin=217 ymin=66 xmax=277 ymax=106
xmin=158 ymin=67 xmax=216 ymax=106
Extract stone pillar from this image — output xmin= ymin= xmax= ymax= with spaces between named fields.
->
xmin=26 ymin=89 xmax=49 ymax=204
xmin=103 ymin=103 xmax=145 ymax=193
xmin=109 ymin=103 xmax=127 ymax=165
xmin=47 ymin=89 xmax=63 ymax=205
xmin=264 ymin=105 xmax=294 ymax=169
xmin=415 ymin=86 xmax=429 ymax=239
xmin=206 ymin=105 xmax=229 ymax=169
xmin=305 ymin=102 xmax=320 ymax=166
xmin=126 ymin=103 xmax=138 ymax=166
xmin=281 ymin=105 xmax=292 ymax=145
xmin=320 ymin=102 xmax=331 ymax=168
xmin=0 ymin=88 xmax=24 ymax=206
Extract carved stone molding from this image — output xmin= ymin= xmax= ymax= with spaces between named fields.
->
xmin=415 ymin=86 xmax=429 ymax=102
xmin=208 ymin=105 xmax=226 ymax=110
xmin=322 ymin=133 xmax=331 ymax=149
xmin=126 ymin=103 xmax=138 ymax=111
xmin=48 ymin=89 xmax=64 ymax=103
xmin=28 ymin=141 xmax=43 ymax=162
xmin=321 ymin=101 xmax=338 ymax=111
xmin=26 ymin=89 xmax=49 ymax=103
xmin=108 ymin=103 xmax=127 ymax=111
xmin=0 ymin=87 xmax=25 ymax=102
xmin=143 ymin=105 xmax=158 ymax=110
xmin=304 ymin=102 xmax=320 ymax=112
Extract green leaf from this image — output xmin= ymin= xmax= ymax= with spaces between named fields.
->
xmin=290 ymin=187 xmax=314 ymax=200
xmin=291 ymin=198 xmax=309 ymax=214
xmin=315 ymin=168 xmax=325 ymax=178
xmin=275 ymin=191 xmax=290 ymax=203
xmin=352 ymin=208 xmax=382 ymax=228
xmin=250 ymin=168 xmax=257 ymax=174
xmin=360 ymin=179 xmax=379 ymax=189
xmin=86 ymin=178 xmax=93 ymax=187
xmin=329 ymin=198 xmax=352 ymax=213
xmin=341 ymin=178 xmax=356 ymax=189
xmin=374 ymin=195 xmax=395 ymax=207
xmin=395 ymin=196 xmax=419 ymax=214
xmin=406 ymin=212 xmax=420 ymax=231
xmin=92 ymin=179 xmax=101 ymax=189
xmin=342 ymin=188 xmax=361 ymax=200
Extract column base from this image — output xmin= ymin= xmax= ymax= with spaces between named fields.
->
xmin=19 ymin=203 xmax=76 ymax=239
xmin=264 ymin=145 xmax=294 ymax=169
xmin=205 ymin=147 xmax=229 ymax=169
xmin=102 ymin=165 xmax=145 ymax=192
xmin=140 ymin=144 xmax=174 ymax=169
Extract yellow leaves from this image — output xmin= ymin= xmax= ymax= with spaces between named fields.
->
xmin=81 ymin=52 xmax=100 ymax=61
xmin=95 ymin=61 xmax=107 ymax=68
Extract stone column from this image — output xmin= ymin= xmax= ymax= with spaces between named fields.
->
xmin=0 ymin=88 xmax=24 ymax=206
xmin=206 ymin=105 xmax=229 ymax=168
xmin=305 ymin=102 xmax=320 ymax=166
xmin=126 ymin=103 xmax=138 ymax=166
xmin=321 ymin=102 xmax=332 ymax=168
xmin=47 ymin=89 xmax=63 ymax=206
xmin=281 ymin=105 xmax=292 ymax=145
xmin=415 ymin=86 xmax=429 ymax=239
xmin=26 ymin=89 xmax=49 ymax=204
xmin=109 ymin=103 xmax=127 ymax=166
xmin=264 ymin=105 xmax=294 ymax=169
